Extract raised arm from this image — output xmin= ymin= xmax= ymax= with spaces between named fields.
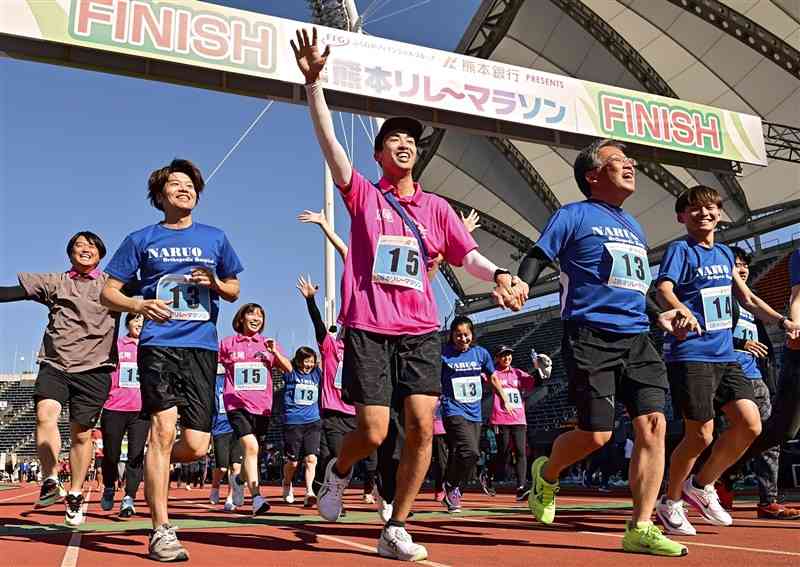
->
xmin=297 ymin=274 xmax=328 ymax=343
xmin=0 ymin=285 xmax=28 ymax=303
xmin=265 ymin=338 xmax=293 ymax=374
xmin=298 ymin=209 xmax=348 ymax=260
xmin=291 ymin=28 xmax=352 ymax=189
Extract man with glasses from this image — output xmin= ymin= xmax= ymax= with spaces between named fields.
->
xmin=517 ymin=139 xmax=689 ymax=557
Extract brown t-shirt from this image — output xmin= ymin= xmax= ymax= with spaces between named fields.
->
xmin=18 ymin=271 xmax=119 ymax=373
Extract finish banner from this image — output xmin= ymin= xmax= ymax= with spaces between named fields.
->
xmin=1 ymin=0 xmax=767 ymax=165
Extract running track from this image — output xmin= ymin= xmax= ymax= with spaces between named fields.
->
xmin=1 ymin=484 xmax=798 ymax=566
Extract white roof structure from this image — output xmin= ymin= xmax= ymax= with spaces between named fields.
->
xmin=416 ymin=0 xmax=800 ymax=312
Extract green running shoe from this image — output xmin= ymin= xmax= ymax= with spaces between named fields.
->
xmin=528 ymin=456 xmax=558 ymax=524
xmin=622 ymin=521 xmax=688 ymax=557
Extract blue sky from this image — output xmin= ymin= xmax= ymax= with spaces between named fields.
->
xmin=0 ymin=0 xmax=483 ymax=372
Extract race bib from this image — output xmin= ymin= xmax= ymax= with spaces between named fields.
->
xmin=504 ymin=387 xmax=522 ymax=409
xmin=234 ymin=362 xmax=267 ymax=391
xmin=452 ymin=376 xmax=481 ymax=403
xmin=700 ymin=285 xmax=733 ymax=331
xmin=155 ymin=274 xmax=210 ymax=321
xmin=294 ymin=383 xmax=319 ymax=406
xmin=333 ymin=360 xmax=343 ymax=389
xmin=734 ymin=308 xmax=758 ymax=343
xmin=118 ymin=362 xmax=139 ymax=388
xmin=605 ymin=242 xmax=651 ymax=294
xmin=372 ymin=235 xmax=423 ymax=291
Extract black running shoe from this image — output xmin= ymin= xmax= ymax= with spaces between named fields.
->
xmin=36 ymin=478 xmax=66 ymax=508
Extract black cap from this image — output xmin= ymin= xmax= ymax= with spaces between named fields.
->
xmin=494 ymin=345 xmax=513 ymax=356
xmin=373 ymin=116 xmax=424 ymax=152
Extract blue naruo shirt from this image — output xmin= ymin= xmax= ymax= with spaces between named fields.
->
xmin=106 ymin=223 xmax=243 ymax=351
xmin=791 ymin=249 xmax=800 ymax=287
xmin=733 ymin=305 xmax=761 ymax=379
xmin=535 ymin=200 xmax=651 ymax=334
xmin=212 ymin=374 xmax=233 ymax=437
xmin=440 ymin=344 xmax=495 ymax=422
xmin=657 ymin=238 xmax=736 ymax=363
xmin=283 ymin=368 xmax=322 ymax=425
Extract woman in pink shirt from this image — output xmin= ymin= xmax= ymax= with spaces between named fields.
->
xmin=99 ymin=313 xmax=149 ymax=518
xmin=489 ymin=345 xmax=537 ymax=501
xmin=220 ymin=303 xmax=292 ymax=516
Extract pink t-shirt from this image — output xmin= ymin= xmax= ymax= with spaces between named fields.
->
xmin=490 ymin=367 xmax=534 ymax=426
xmin=319 ymin=334 xmax=355 ymax=416
xmin=220 ymin=333 xmax=281 ymax=416
xmin=338 ymin=169 xmax=478 ymax=335
xmin=104 ymin=336 xmax=141 ymax=412
xmin=433 ymin=398 xmax=445 ymax=436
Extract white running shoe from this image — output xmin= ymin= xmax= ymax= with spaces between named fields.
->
xmin=253 ymin=495 xmax=271 ymax=516
xmin=283 ymin=482 xmax=295 ymax=504
xmin=65 ymin=493 xmax=85 ymax=527
xmin=373 ymin=486 xmax=393 ymax=523
xmin=655 ymin=496 xmax=697 ymax=536
xmin=119 ymin=495 xmax=136 ymax=518
xmin=318 ymin=458 xmax=352 ymax=522
xmin=682 ymin=475 xmax=733 ymax=526
xmin=209 ymin=488 xmax=220 ymax=505
xmin=230 ymin=472 xmax=245 ymax=507
xmin=223 ymin=496 xmax=236 ymax=512
xmin=377 ymin=525 xmax=428 ymax=562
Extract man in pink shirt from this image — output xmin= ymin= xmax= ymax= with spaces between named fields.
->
xmin=100 ymin=313 xmax=150 ymax=518
xmin=292 ymin=28 xmax=529 ymax=562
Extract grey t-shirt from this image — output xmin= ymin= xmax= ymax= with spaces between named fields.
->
xmin=18 ymin=271 xmax=119 ymax=373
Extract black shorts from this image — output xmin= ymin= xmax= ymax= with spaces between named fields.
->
xmin=342 ymin=328 xmax=441 ymax=407
xmin=322 ymin=410 xmax=357 ymax=435
xmin=212 ymin=432 xmax=243 ymax=469
xmin=562 ymin=323 xmax=667 ymax=432
xmin=138 ymin=346 xmax=217 ymax=433
xmin=227 ymin=409 xmax=271 ymax=439
xmin=34 ymin=363 xmax=111 ymax=429
xmin=284 ymin=420 xmax=322 ymax=461
xmin=667 ymin=361 xmax=756 ymax=422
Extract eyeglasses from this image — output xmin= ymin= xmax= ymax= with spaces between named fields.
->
xmin=601 ymin=155 xmax=637 ymax=167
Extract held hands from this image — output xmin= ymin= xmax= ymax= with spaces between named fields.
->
xmin=296 ymin=274 xmax=318 ymax=298
xmin=298 ymin=209 xmax=327 ymax=227
xmin=291 ymin=27 xmax=330 ymax=84
xmin=742 ymin=340 xmax=769 ymax=358
xmin=492 ymin=274 xmax=529 ymax=312
xmin=784 ymin=319 xmax=800 ymax=342
xmin=188 ymin=267 xmax=218 ymax=290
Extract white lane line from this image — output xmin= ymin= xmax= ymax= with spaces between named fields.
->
xmin=59 ymin=487 xmax=93 ymax=567
xmin=579 ymin=530 xmax=800 ymax=557
xmin=0 ymin=489 xmax=39 ymax=503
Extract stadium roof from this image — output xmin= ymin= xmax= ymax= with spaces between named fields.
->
xmin=416 ymin=0 xmax=800 ymax=312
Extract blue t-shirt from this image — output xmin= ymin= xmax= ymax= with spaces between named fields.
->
xmin=733 ymin=306 xmax=761 ymax=379
xmin=106 ymin=223 xmax=243 ymax=351
xmin=212 ymin=374 xmax=233 ymax=437
xmin=535 ymin=200 xmax=651 ymax=334
xmin=283 ymin=368 xmax=322 ymax=425
xmin=440 ymin=344 xmax=495 ymax=422
xmin=657 ymin=238 xmax=736 ymax=363
xmin=791 ymin=249 xmax=800 ymax=287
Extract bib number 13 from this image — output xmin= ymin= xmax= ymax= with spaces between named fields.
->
xmin=156 ymin=274 xmax=210 ymax=321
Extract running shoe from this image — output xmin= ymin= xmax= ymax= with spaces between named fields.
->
xmin=757 ymin=502 xmax=800 ymax=520
xmin=714 ymin=479 xmax=734 ymax=511
xmin=655 ymin=496 xmax=696 ymax=536
xmin=622 ymin=520 xmax=688 ymax=557
xmin=515 ymin=486 xmax=531 ymax=502
xmin=252 ymin=495 xmax=271 ymax=516
xmin=65 ymin=493 xmax=84 ymax=527
xmin=223 ymin=497 xmax=236 ymax=512
xmin=100 ymin=486 xmax=115 ymax=511
xmin=149 ymin=523 xmax=189 ymax=562
xmin=373 ymin=486 xmax=393 ymax=523
xmin=528 ymin=456 xmax=558 ymax=524
xmin=209 ymin=487 xmax=220 ymax=505
xmin=304 ymin=492 xmax=317 ymax=508
xmin=36 ymin=477 xmax=66 ymax=508
xmin=681 ymin=475 xmax=732 ymax=526
xmin=317 ymin=458 xmax=352 ymax=522
xmin=442 ymin=482 xmax=462 ymax=513
xmin=119 ymin=495 xmax=135 ymax=518
xmin=282 ymin=482 xmax=295 ymax=504
xmin=479 ymin=471 xmax=496 ymax=497
xmin=230 ymin=472 xmax=245 ymax=507
xmin=363 ymin=492 xmax=375 ymax=505
xmin=377 ymin=525 xmax=428 ymax=562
